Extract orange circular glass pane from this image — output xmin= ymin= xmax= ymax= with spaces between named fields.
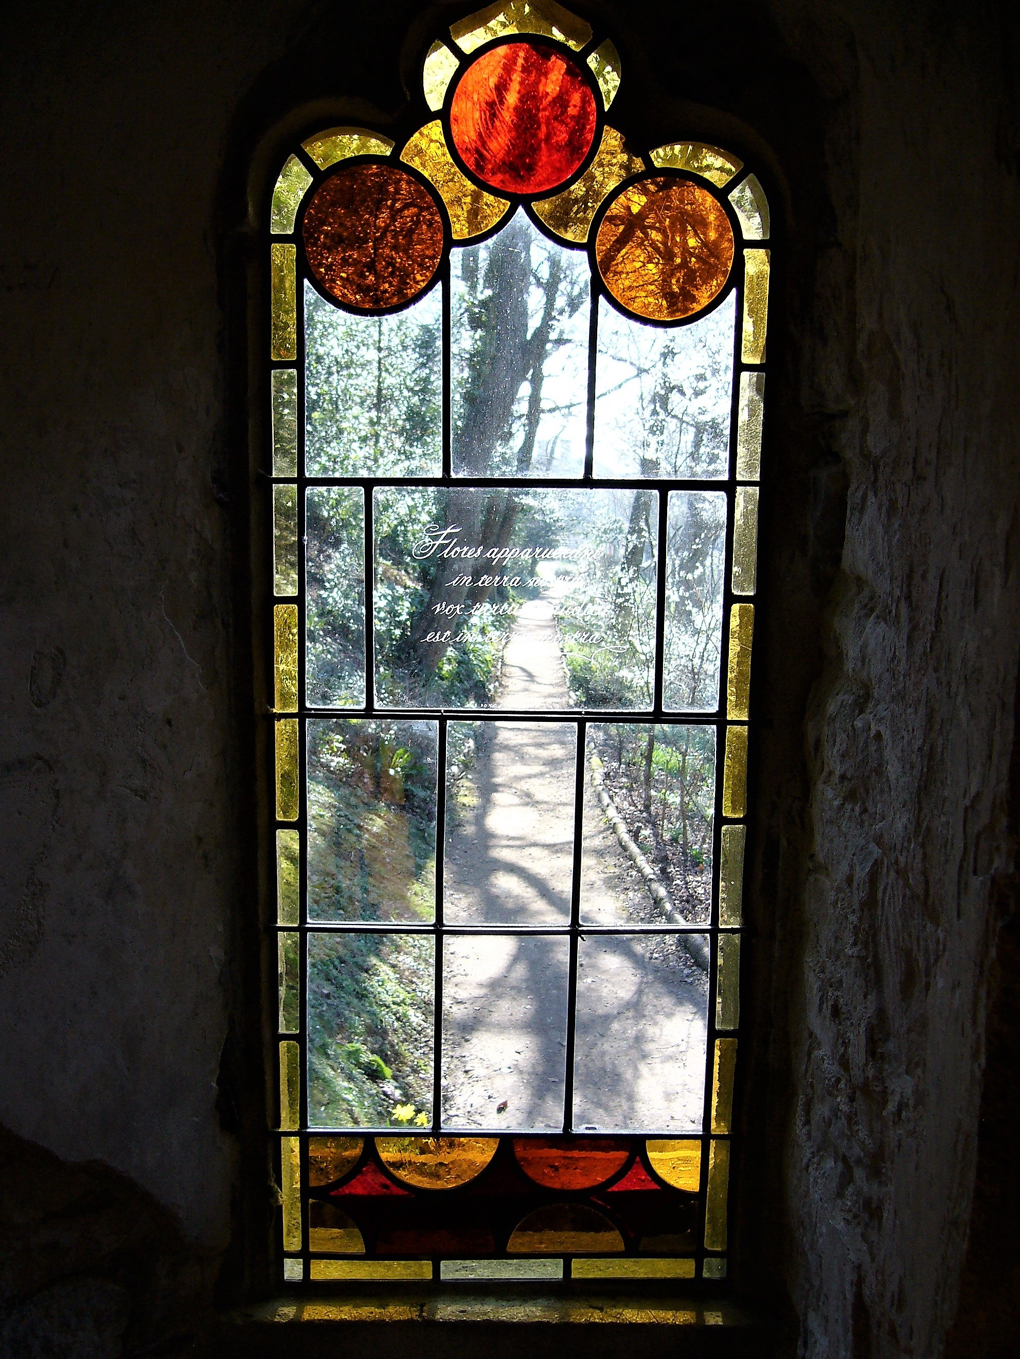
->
xmin=374 ymin=1135 xmax=499 ymax=1189
xmin=302 ymin=162 xmax=444 ymax=311
xmin=512 ymin=1137 xmax=629 ymax=1189
xmin=595 ymin=176 xmax=735 ymax=321
xmin=307 ymin=1135 xmax=364 ymax=1187
xmin=450 ymin=40 xmax=597 ymax=195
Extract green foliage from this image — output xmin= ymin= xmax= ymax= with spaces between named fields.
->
xmin=307 ymin=931 xmax=434 ymax=1128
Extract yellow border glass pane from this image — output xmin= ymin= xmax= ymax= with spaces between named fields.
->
xmin=281 ymin=1134 xmax=302 ymax=1252
xmin=726 ymin=603 xmax=754 ymax=721
xmin=648 ymin=141 xmax=742 ymax=187
xmin=274 ymin=604 xmax=299 ymax=712
xmin=736 ymin=371 xmax=765 ymax=480
xmin=728 ymin=173 xmax=769 ymax=240
xmin=451 ymin=0 xmax=591 ymax=53
xmin=271 ymin=154 xmax=313 ymax=235
xmin=401 ymin=120 xmax=510 ymax=240
xmin=719 ymin=825 xmax=745 ymax=927
xmin=279 ymin=1039 xmax=301 ymax=1129
xmin=715 ymin=934 xmax=740 ymax=1031
xmin=423 ymin=40 xmax=460 ymax=112
xmin=301 ymin=127 xmax=394 ymax=170
xmin=732 ymin=486 xmax=758 ymax=596
xmin=741 ymin=248 xmax=770 ymax=363
xmin=705 ymin=1140 xmax=730 ymax=1251
xmin=722 ymin=726 xmax=747 ymax=819
xmin=273 ymin=485 xmax=298 ymax=596
xmin=587 ymin=40 xmax=621 ymax=109
xmin=271 ymin=369 xmax=298 ymax=477
xmin=310 ymin=1260 xmax=432 ymax=1281
xmin=533 ymin=126 xmax=644 ymax=243
xmin=270 ymin=244 xmax=297 ymax=361
xmin=710 ymin=1038 xmax=737 ymax=1134
xmin=572 ymin=1258 xmax=695 ymax=1279
xmin=276 ymin=718 xmax=299 ymax=822
xmin=276 ymin=829 xmax=300 ymax=925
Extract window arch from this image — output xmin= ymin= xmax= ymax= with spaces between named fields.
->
xmin=263 ymin=0 xmax=768 ymax=1289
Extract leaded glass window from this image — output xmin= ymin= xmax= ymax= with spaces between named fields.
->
xmin=264 ymin=0 xmax=767 ymax=1288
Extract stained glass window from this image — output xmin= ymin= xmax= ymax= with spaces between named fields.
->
xmin=263 ymin=0 xmax=766 ymax=1288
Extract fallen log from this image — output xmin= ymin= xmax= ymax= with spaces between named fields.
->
xmin=588 ymin=752 xmax=710 ymax=973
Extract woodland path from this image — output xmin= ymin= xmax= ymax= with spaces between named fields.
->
xmin=440 ymin=592 xmax=708 ymax=1132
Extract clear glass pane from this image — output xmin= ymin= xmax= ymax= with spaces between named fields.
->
xmin=307 ymin=931 xmax=434 ymax=1128
xmin=304 ymin=281 xmax=441 ymax=477
xmin=278 ymin=932 xmax=300 ymax=1032
xmin=586 ymin=39 xmax=621 ymax=109
xmin=728 ymin=173 xmax=769 ymax=240
xmin=715 ymin=934 xmax=740 ymax=1030
xmin=274 ymin=604 xmax=298 ymax=712
xmin=273 ymin=484 xmax=298 ymax=598
xmin=732 ymin=486 xmax=759 ymax=595
xmin=271 ymin=154 xmax=313 ymax=234
xmin=726 ymin=603 xmax=754 ymax=721
xmin=573 ymin=933 xmax=708 ymax=1131
xmin=581 ymin=724 xmax=716 ymax=929
xmin=736 ymin=371 xmax=765 ymax=480
xmin=703 ymin=1256 xmax=727 ymax=1278
xmin=594 ymin=293 xmax=734 ymax=479
xmin=423 ymin=40 xmax=460 ymax=111
xmin=271 ymin=369 xmax=298 ymax=476
xmin=741 ymin=249 xmax=770 ymax=363
xmin=441 ymin=1259 xmax=563 ymax=1280
xmin=441 ymin=934 xmax=569 ymax=1130
xmin=373 ymin=487 xmax=656 ymax=711
xmin=451 ymin=211 xmax=589 ymax=477
xmin=270 ymin=244 xmax=297 ymax=361
xmin=445 ymin=721 xmax=576 ymax=924
xmin=306 ymin=718 xmax=437 ymax=922
xmin=276 ymin=829 xmax=300 ymax=925
xmin=306 ymin=488 xmax=366 ymax=707
xmin=664 ymin=491 xmax=727 ymax=711
xmin=719 ymin=824 xmax=745 ymax=926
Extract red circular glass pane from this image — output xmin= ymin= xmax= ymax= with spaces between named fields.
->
xmin=302 ymin=162 xmax=444 ymax=311
xmin=595 ymin=176 xmax=735 ymax=321
xmin=450 ymin=40 xmax=597 ymax=195
xmin=512 ymin=1137 xmax=630 ymax=1189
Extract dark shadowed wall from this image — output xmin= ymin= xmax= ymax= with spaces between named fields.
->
xmin=0 ymin=2 xmax=1017 ymax=1356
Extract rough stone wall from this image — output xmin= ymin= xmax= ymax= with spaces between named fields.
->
xmin=0 ymin=1 xmax=1017 ymax=1356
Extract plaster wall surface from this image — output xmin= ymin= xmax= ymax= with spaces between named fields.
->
xmin=0 ymin=2 xmax=1017 ymax=1356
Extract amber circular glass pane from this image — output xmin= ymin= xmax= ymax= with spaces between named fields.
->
xmin=302 ymin=162 xmax=444 ymax=311
xmin=449 ymin=40 xmax=597 ymax=195
xmin=507 ymin=1204 xmax=625 ymax=1254
xmin=645 ymin=1138 xmax=702 ymax=1192
xmin=374 ymin=1135 xmax=499 ymax=1189
xmin=512 ymin=1137 xmax=629 ymax=1189
xmin=308 ymin=1135 xmax=364 ymax=1187
xmin=595 ymin=176 xmax=735 ymax=321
